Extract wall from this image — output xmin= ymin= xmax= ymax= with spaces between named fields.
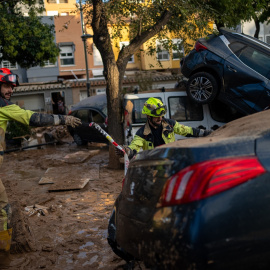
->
xmin=44 ymin=0 xmax=77 ymax=16
xmin=27 ymin=16 xmax=59 ymax=83
xmin=54 ymin=14 xmax=91 ymax=80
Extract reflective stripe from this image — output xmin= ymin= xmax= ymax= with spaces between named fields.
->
xmin=54 ymin=115 xmax=60 ymax=125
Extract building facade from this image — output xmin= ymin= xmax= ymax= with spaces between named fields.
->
xmin=6 ymin=0 xmax=185 ymax=112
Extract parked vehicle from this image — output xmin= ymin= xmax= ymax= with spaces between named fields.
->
xmin=123 ymin=88 xmax=243 ymax=144
xmin=108 ymin=110 xmax=270 ymax=270
xmin=68 ymin=89 xmax=243 ymax=145
xmin=180 ymin=27 xmax=270 ymax=115
xmin=67 ymin=94 xmax=108 ymax=145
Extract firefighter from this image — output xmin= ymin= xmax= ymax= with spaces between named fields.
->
xmin=116 ymin=97 xmax=211 ymax=159
xmin=0 ymin=68 xmax=81 ymax=254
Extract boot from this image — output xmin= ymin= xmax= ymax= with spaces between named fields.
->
xmin=0 ymin=228 xmax=12 ymax=252
xmin=0 ymin=250 xmax=11 ymax=268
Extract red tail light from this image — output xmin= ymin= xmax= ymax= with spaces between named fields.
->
xmin=68 ymin=110 xmax=72 ymax=115
xmin=159 ymin=157 xmax=266 ymax=207
xmin=194 ymin=41 xmax=208 ymax=52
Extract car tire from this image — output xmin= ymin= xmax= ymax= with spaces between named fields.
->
xmin=107 ymin=209 xmax=134 ymax=262
xmin=73 ymin=133 xmax=87 ymax=146
xmin=187 ymin=72 xmax=218 ymax=104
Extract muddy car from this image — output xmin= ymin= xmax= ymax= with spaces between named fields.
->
xmin=108 ymin=110 xmax=270 ymax=270
xmin=67 ymin=94 xmax=108 ymax=145
xmin=181 ymin=27 xmax=270 ymax=115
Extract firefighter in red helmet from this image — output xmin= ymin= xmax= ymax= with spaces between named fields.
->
xmin=0 ymin=68 xmax=81 ymax=257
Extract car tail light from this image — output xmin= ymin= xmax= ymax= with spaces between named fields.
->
xmin=194 ymin=41 xmax=208 ymax=52
xmin=159 ymin=157 xmax=266 ymax=207
xmin=68 ymin=110 xmax=72 ymax=115
xmin=105 ymin=117 xmax=108 ymax=126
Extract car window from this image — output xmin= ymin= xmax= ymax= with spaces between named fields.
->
xmin=235 ymin=46 xmax=270 ymax=78
xmin=168 ymin=96 xmax=203 ymax=121
xmin=92 ymin=110 xmax=104 ymax=124
xmin=76 ymin=109 xmax=89 ymax=122
xmin=209 ymin=100 xmax=245 ymax=123
xmin=125 ymin=97 xmax=163 ymax=124
xmin=229 ymin=42 xmax=246 ymax=54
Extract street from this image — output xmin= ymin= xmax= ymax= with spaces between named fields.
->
xmin=0 ymin=138 xmax=145 ymax=269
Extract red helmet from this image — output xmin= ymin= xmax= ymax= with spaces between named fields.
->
xmin=0 ymin=68 xmax=19 ymax=87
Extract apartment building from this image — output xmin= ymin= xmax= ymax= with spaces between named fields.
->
xmin=44 ymin=0 xmax=77 ymax=16
xmin=8 ymin=0 xmax=185 ymax=112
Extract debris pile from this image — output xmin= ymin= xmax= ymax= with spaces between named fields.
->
xmin=25 ymin=204 xmax=49 ymax=217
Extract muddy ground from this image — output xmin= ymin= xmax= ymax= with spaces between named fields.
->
xmin=0 ymin=135 xmax=146 ymax=270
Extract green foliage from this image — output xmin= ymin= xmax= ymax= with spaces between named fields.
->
xmin=0 ymin=1 xmax=60 ymax=68
xmin=205 ymin=0 xmax=270 ymax=29
xmin=86 ymin=0 xmax=214 ymax=62
xmin=5 ymin=121 xmax=31 ymax=141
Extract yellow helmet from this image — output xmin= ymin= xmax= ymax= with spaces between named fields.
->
xmin=142 ymin=97 xmax=167 ymax=117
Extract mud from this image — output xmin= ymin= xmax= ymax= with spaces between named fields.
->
xmin=0 ymin=137 xmax=146 ymax=270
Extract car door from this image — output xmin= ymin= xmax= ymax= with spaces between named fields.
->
xmin=86 ymin=109 xmax=108 ymax=143
xmin=71 ymin=108 xmax=91 ymax=140
xmin=223 ymin=41 xmax=270 ymax=113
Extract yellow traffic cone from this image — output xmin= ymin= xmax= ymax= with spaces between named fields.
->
xmin=0 ymin=228 xmax=12 ymax=252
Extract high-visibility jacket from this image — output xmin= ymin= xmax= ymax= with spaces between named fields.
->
xmin=0 ymin=97 xmax=66 ymax=236
xmin=128 ymin=118 xmax=194 ymax=154
xmin=0 ymin=98 xmax=66 ymax=154
xmin=0 ymin=97 xmax=69 ymax=252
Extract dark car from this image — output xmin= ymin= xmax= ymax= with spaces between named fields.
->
xmin=180 ymin=27 xmax=270 ymax=115
xmin=108 ymin=110 xmax=270 ymax=270
xmin=67 ymin=94 xmax=108 ymax=145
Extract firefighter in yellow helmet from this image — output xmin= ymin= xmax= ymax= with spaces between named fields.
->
xmin=116 ymin=97 xmax=211 ymax=159
xmin=0 ymin=68 xmax=82 ymax=256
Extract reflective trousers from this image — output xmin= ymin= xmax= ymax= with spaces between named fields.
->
xmin=0 ymin=155 xmax=12 ymax=252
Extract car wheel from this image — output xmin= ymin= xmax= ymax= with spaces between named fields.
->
xmin=187 ymin=72 xmax=218 ymax=104
xmin=73 ymin=133 xmax=87 ymax=146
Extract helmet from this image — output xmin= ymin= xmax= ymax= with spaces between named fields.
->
xmin=142 ymin=97 xmax=167 ymax=117
xmin=0 ymin=68 xmax=19 ymax=87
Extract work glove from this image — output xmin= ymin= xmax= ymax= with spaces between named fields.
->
xmin=64 ymin=116 xmax=82 ymax=128
xmin=115 ymin=145 xmax=132 ymax=158
xmin=192 ymin=128 xmax=212 ymax=137
xmin=202 ymin=130 xmax=212 ymax=136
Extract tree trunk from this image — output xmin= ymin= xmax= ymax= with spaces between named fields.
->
xmin=105 ymin=63 xmax=124 ymax=169
xmin=91 ymin=0 xmax=173 ymax=169
xmin=92 ymin=0 xmax=124 ymax=169
xmin=253 ymin=16 xmax=260 ymax=39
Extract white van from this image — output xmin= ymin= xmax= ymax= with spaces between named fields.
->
xmin=123 ymin=89 xmax=243 ymax=144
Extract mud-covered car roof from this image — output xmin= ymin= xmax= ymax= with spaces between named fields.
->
xmin=71 ymin=94 xmax=107 ymax=115
xmin=158 ymin=110 xmax=270 ymax=149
